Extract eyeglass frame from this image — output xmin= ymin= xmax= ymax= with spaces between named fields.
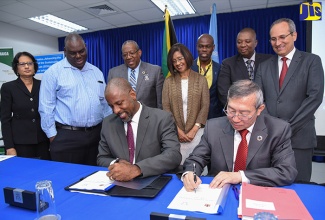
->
xmin=223 ymin=106 xmax=260 ymax=121
xmin=172 ymin=56 xmax=185 ymax=64
xmin=17 ymin=62 xmax=34 ymax=67
xmin=122 ymin=49 xmax=139 ymax=59
xmin=269 ymin=32 xmax=293 ymax=43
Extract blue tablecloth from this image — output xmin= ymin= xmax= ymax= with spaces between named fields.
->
xmin=0 ymin=157 xmax=324 ymax=220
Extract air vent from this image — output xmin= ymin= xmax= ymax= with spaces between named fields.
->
xmin=86 ymin=4 xmax=117 ymax=16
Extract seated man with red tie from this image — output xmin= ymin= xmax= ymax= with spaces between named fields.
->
xmin=97 ymin=77 xmax=181 ymax=182
xmin=182 ymin=80 xmax=297 ymax=191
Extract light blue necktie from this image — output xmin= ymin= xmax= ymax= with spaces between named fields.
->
xmin=130 ymin=69 xmax=136 ymax=91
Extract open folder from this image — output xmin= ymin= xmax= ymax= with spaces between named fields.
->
xmin=65 ymin=171 xmax=172 ymax=198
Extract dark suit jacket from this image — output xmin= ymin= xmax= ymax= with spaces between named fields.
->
xmin=255 ymin=50 xmax=324 ymax=150
xmin=191 ymin=59 xmax=222 ymax=119
xmin=0 ymin=78 xmax=48 ymax=149
xmin=97 ymin=105 xmax=182 ymax=177
xmin=183 ymin=114 xmax=297 ymax=186
xmin=108 ymin=61 xmax=164 ymax=109
xmin=217 ymin=53 xmax=272 ymax=106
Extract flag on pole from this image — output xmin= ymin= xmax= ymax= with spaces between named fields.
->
xmin=162 ymin=7 xmax=177 ymax=78
xmin=209 ymin=3 xmax=219 ymax=63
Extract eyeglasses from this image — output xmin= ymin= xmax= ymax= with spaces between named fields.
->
xmin=18 ymin=62 xmax=34 ymax=67
xmin=122 ymin=49 xmax=139 ymax=59
xmin=269 ymin=32 xmax=293 ymax=43
xmin=172 ymin=57 xmax=185 ymax=64
xmin=223 ymin=108 xmax=258 ymax=121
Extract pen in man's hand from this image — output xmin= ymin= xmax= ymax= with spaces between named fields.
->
xmin=193 ymin=163 xmax=197 ymax=193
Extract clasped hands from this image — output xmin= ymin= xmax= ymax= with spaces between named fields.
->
xmin=107 ymin=159 xmax=141 ymax=182
xmin=177 ymin=126 xmax=199 ymax=143
xmin=183 ymin=171 xmax=242 ymax=192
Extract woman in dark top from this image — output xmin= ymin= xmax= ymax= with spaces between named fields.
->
xmin=0 ymin=51 xmax=50 ymax=159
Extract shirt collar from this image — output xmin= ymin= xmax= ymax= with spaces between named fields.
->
xmin=128 ymin=101 xmax=142 ymax=124
xmin=243 ymin=51 xmax=256 ymax=63
xmin=128 ymin=60 xmax=142 ymax=73
xmin=63 ymin=57 xmax=91 ymax=71
xmin=278 ymin=47 xmax=296 ymax=61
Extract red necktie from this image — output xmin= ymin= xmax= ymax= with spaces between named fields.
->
xmin=279 ymin=57 xmax=288 ymax=89
xmin=127 ymin=121 xmax=135 ymax=163
xmin=234 ymin=129 xmax=249 ymax=172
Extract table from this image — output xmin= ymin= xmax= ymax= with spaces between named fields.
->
xmin=1 ymin=157 xmax=324 ymax=220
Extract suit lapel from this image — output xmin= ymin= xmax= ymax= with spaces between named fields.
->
xmin=114 ymin=117 xmax=130 ymax=159
xmin=136 ymin=62 xmax=145 ymax=92
xmin=236 ymin=55 xmax=249 ymax=78
xmin=15 ymin=78 xmax=32 ymax=97
xmin=279 ymin=50 xmax=301 ymax=94
xmin=135 ymin=105 xmax=149 ymax=161
xmin=220 ymin=122 xmax=235 ymax=171
xmin=246 ymin=115 xmax=268 ymax=166
xmin=269 ymin=55 xmax=280 ymax=94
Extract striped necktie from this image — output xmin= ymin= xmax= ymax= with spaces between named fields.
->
xmin=130 ymin=69 xmax=137 ymax=91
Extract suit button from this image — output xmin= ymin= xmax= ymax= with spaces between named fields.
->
xmin=277 ymin=101 xmax=280 ymax=104
xmin=31 ymin=108 xmax=35 ymax=112
xmin=30 ymin=98 xmax=33 ymax=101
xmin=32 ymin=119 xmax=35 ymax=122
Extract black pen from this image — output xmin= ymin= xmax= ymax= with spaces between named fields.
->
xmin=115 ymin=158 xmax=120 ymax=163
xmin=193 ymin=163 xmax=197 ymax=193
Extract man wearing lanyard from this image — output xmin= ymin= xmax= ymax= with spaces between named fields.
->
xmin=191 ymin=34 xmax=222 ymax=119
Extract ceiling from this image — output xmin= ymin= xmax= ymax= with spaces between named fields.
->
xmin=0 ymin=0 xmax=302 ymax=38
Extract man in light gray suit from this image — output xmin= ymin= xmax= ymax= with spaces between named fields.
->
xmin=182 ymin=80 xmax=297 ymax=191
xmin=97 ymin=78 xmax=181 ymax=182
xmin=255 ymin=18 xmax=324 ymax=182
xmin=108 ymin=40 xmax=164 ymax=109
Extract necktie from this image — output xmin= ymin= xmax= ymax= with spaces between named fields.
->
xmin=126 ymin=121 xmax=135 ymax=163
xmin=279 ymin=57 xmax=288 ymax=89
xmin=130 ymin=69 xmax=137 ymax=91
xmin=246 ymin=60 xmax=254 ymax=80
xmin=234 ymin=129 xmax=249 ymax=172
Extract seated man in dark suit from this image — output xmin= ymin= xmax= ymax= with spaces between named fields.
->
xmin=97 ymin=78 xmax=181 ymax=182
xmin=182 ymin=80 xmax=297 ymax=191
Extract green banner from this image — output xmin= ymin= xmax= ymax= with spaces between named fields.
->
xmin=0 ymin=48 xmax=13 ymax=66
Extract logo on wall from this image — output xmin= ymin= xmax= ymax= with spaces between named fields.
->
xmin=300 ymin=2 xmax=322 ymax=21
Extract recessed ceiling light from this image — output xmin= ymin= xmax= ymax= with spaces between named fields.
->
xmin=29 ymin=14 xmax=88 ymax=33
xmin=151 ymin=0 xmax=196 ymax=16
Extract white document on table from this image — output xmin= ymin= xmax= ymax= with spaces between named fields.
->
xmin=69 ymin=171 xmax=114 ymax=191
xmin=0 ymin=155 xmax=15 ymax=162
xmin=168 ymin=183 xmax=230 ymax=214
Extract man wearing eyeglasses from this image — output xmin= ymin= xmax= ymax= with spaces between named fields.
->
xmin=182 ymin=80 xmax=297 ymax=190
xmin=191 ymin=34 xmax=222 ymax=119
xmin=108 ymin=40 xmax=164 ymax=109
xmin=39 ymin=33 xmax=111 ymax=166
xmin=217 ymin=28 xmax=272 ymax=108
xmin=255 ymin=18 xmax=324 ymax=182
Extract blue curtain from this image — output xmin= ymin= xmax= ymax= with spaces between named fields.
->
xmin=59 ymin=5 xmax=305 ymax=82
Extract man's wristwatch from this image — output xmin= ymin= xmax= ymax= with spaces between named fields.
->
xmin=195 ymin=123 xmax=201 ymax=128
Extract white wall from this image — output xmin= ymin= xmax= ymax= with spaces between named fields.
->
xmin=312 ymin=1 xmax=325 ymax=135
xmin=0 ymin=21 xmax=58 ymax=55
